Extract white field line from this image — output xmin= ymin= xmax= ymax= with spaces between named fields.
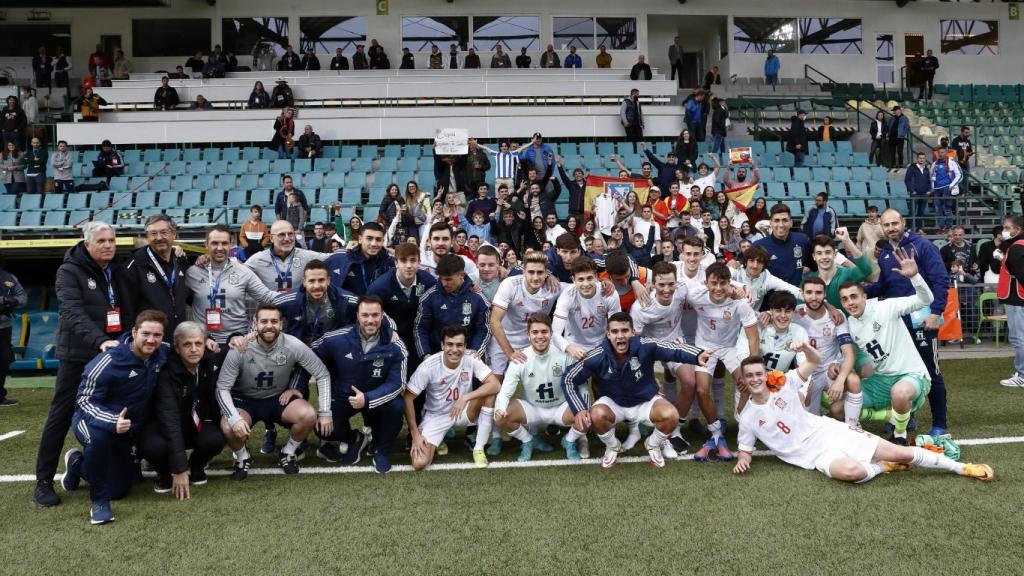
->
xmin=0 ymin=430 xmax=25 ymax=442
xmin=0 ymin=434 xmax=1020 ymax=483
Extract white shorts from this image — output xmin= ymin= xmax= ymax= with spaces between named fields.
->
xmin=486 ymin=340 xmax=510 ymax=375
xmin=804 ymin=372 xmax=832 ymax=415
xmin=419 ymin=406 xmax=474 ymax=448
xmin=517 ymin=399 xmax=570 ymax=428
xmin=665 ymin=361 xmax=696 ymax=375
xmin=806 ymin=419 xmax=881 ymax=477
xmin=695 ymin=348 xmax=739 ymax=375
xmin=593 ymin=396 xmax=659 ymax=427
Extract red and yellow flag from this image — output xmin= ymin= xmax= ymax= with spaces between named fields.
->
xmin=584 ymin=175 xmax=651 ymax=213
xmin=725 ymin=183 xmax=758 ymax=211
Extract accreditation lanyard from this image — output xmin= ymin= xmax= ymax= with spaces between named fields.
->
xmin=103 ymin=266 xmax=121 ymax=333
xmin=206 ymin=264 xmax=225 ymax=331
xmin=271 ymin=250 xmax=296 ymax=291
xmin=146 ymin=247 xmax=179 ymax=304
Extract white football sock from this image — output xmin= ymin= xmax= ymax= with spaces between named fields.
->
xmin=855 ymin=461 xmax=885 ymax=483
xmin=713 ymin=378 xmax=726 ymax=420
xmin=233 ymin=446 xmax=250 ymax=462
xmin=564 ymin=427 xmax=583 ymax=443
xmin=707 ymin=419 xmax=723 ymax=442
xmin=281 ymin=437 xmax=302 ymax=456
xmin=645 ymin=428 xmax=668 ymax=451
xmin=844 ymin=392 xmax=863 ymax=427
xmin=911 ymin=446 xmax=964 ymax=474
xmin=508 ymin=425 xmax=532 ymax=443
xmin=597 ymin=429 xmax=618 ymax=448
xmin=474 ymin=407 xmax=494 ymax=451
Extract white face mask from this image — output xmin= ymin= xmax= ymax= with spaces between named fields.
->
xmin=1003 ymin=231 xmax=1014 ymax=241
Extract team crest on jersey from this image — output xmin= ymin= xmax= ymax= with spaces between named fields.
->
xmin=2 ymin=281 xmax=12 ymax=288
xmin=228 ymin=272 xmax=240 ymax=285
xmin=823 ymin=327 xmax=832 ymax=337
xmin=460 ymin=371 xmax=470 ymax=382
xmin=462 ymin=302 xmax=472 ymax=315
xmin=325 ymin=308 xmax=335 ymax=319
xmin=723 ymin=310 xmax=732 ymax=320
xmin=146 ymin=271 xmax=157 ymax=284
xmin=629 ymin=358 xmax=640 ymax=371
xmin=774 ymin=398 xmax=787 ymax=409
xmin=273 ymin=351 xmax=287 ymax=366
xmin=793 ymin=246 xmax=802 ymax=258
xmin=541 ymin=299 xmax=549 ymax=308
xmin=87 ymin=278 xmax=97 ymax=290
xmin=596 ymin=304 xmax=606 ymax=315
xmin=373 ymin=359 xmax=384 ymax=368
xmin=414 ymin=285 xmax=423 ymax=296
xmin=552 ymin=364 xmax=563 ymax=377
xmin=872 ymin=322 xmax=882 ymax=333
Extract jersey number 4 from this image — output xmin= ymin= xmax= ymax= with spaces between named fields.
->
xmin=536 ymin=382 xmax=556 ymax=401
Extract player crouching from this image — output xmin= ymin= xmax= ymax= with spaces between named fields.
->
xmin=562 ymin=312 xmax=711 ymax=468
xmin=405 ymin=325 xmax=501 ymax=470
xmin=733 ymin=350 xmax=993 ymax=484
xmin=494 ymin=314 xmax=583 ymax=462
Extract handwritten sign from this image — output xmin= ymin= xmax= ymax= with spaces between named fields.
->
xmin=434 ymin=128 xmax=469 ymax=155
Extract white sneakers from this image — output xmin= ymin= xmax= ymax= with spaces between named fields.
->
xmin=601 ymin=440 xmax=622 ymax=468
xmin=999 ymin=374 xmax=1024 ymax=387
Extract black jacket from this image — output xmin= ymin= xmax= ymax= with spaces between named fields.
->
xmin=301 ymin=55 xmax=321 ymax=70
xmin=711 ymin=105 xmax=728 ymax=136
xmin=330 ymin=56 xmax=350 ymax=70
xmin=674 ymin=139 xmax=698 ymax=169
xmin=353 ymin=51 xmax=369 ymax=70
xmin=557 ymin=165 xmax=586 ymax=215
xmin=149 ymin=350 xmax=222 ymax=473
xmin=278 ymin=52 xmax=301 ymax=71
xmin=630 ymin=63 xmax=652 ymax=81
xmin=492 ymin=217 xmax=525 ymax=253
xmin=400 ymin=53 xmax=415 ymax=69
xmin=271 ymin=85 xmax=293 ymax=108
xmin=122 ymin=246 xmax=191 ymax=341
xmin=154 ymin=86 xmax=180 ymax=110
xmin=55 ymin=241 xmax=129 ymax=362
xmin=787 ymin=116 xmax=808 ymax=153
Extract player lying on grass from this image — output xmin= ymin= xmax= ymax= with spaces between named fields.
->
xmin=562 ymin=312 xmax=711 ymax=469
xmin=494 ymin=313 xmax=581 ymax=461
xmin=733 ymin=351 xmax=993 ymax=483
xmin=405 ymin=325 xmax=501 ymax=470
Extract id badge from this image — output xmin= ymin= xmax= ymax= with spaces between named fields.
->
xmin=192 ymin=405 xmax=203 ymax=432
xmin=205 ymin=308 xmax=223 ymax=331
xmin=106 ymin=308 xmax=122 ymax=333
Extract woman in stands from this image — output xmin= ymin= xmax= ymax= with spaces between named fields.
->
xmin=700 ymin=186 xmax=719 ymax=219
xmin=674 ymin=129 xmax=698 ymax=175
xmin=379 ymin=184 xmax=403 ymax=225
xmin=745 ymin=197 xmax=769 ymax=227
xmin=712 ymin=190 xmax=738 ymax=225
xmin=523 ymin=216 xmax=545 ymax=253
xmin=818 ymin=116 xmax=835 ymax=145
xmin=565 ymin=215 xmax=581 ymax=237
xmin=739 ymin=220 xmax=763 ymax=244
xmin=581 ymin=218 xmax=597 ymax=240
xmin=76 ymin=87 xmax=106 ymax=123
xmin=248 ymin=81 xmax=270 ymax=109
xmin=868 ymin=110 xmax=886 ymax=166
xmin=717 ymin=216 xmax=740 ymax=259
xmin=404 ymin=180 xmax=430 ymax=242
xmin=348 ymin=216 xmax=363 ymax=244
xmin=1 ymin=141 xmax=25 ymax=194
xmin=272 ymin=108 xmax=297 ymax=160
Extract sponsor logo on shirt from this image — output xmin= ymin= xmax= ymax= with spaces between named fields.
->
xmin=774 ymin=398 xmax=787 ymax=409
xmin=128 ymin=370 xmax=139 ymax=378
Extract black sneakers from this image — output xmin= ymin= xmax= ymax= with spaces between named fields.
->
xmin=33 ymin=479 xmax=60 ymax=508
xmin=317 ymin=441 xmax=344 ymax=463
xmin=0 ymin=398 xmax=19 ymax=407
xmin=230 ymin=457 xmax=253 ymax=481
xmin=279 ymin=453 xmax=300 ymax=475
xmin=153 ymin=474 xmax=173 ymax=494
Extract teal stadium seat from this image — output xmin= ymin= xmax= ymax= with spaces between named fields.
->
xmin=43 ymin=194 xmax=65 ymax=210
xmin=19 ymin=194 xmax=42 ymax=210
xmin=19 ymin=211 xmax=42 ymax=227
xmin=183 ymin=148 xmax=201 ymax=162
xmin=203 ymin=190 xmax=225 ymax=208
xmin=10 ymin=311 xmax=59 ymax=370
xmin=222 ymin=147 xmax=241 ymax=162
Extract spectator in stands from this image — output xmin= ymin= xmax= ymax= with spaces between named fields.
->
xmin=51 ymin=140 xmax=74 ymax=193
xmin=32 ymin=221 xmax=126 ymax=508
xmin=301 ymin=49 xmax=321 ymax=71
xmin=940 ymin=226 xmax=976 ymax=273
xmin=801 ymin=192 xmax=838 ymax=239
xmin=885 ymin=106 xmax=910 ymax=168
xmin=353 ymin=45 xmax=369 ymax=70
xmin=711 ymin=97 xmax=730 ymax=155
xmin=630 ymin=55 xmax=652 ymax=81
xmin=722 ymin=157 xmax=760 ymax=192
xmin=1 ymin=141 xmax=25 ymax=194
xmin=516 ymin=47 xmax=532 ymax=69
xmin=297 ymin=124 xmax=322 ymax=169
xmin=369 ymin=39 xmax=389 ymax=69
xmin=427 ymin=45 xmax=443 ymax=69
xmin=445 ymin=44 xmax=461 ymax=69
xmin=168 ymin=65 xmax=187 ymax=80
xmin=224 ymin=51 xmax=239 ymax=72
xmin=745 ymin=197 xmax=769 ymax=228
xmin=753 ymin=202 xmax=810 ymax=286
xmin=433 ymin=152 xmax=468 ymax=202
xmin=595 ymin=45 xmax=612 ymax=68
xmin=271 ymin=78 xmax=294 ymax=108
xmin=286 ymin=192 xmax=307 ymax=247
xmin=88 ymin=44 xmax=111 ymax=78
xmin=23 ymin=137 xmax=47 ymax=195
xmin=555 ymin=155 xmax=586 ymax=217
xmin=278 ymin=45 xmax=301 ymax=71
xmin=91 ymin=139 xmax=124 ymax=182
xmin=240 ymin=205 xmax=270 ymax=260
xmin=857 ymin=205 xmax=884 ymax=280
xmin=817 ymin=116 xmax=835 ymax=144
xmin=0 ymin=262 xmax=25 ymax=407
xmin=95 ymin=63 xmax=113 ymax=87
xmin=683 ymin=90 xmax=704 ymax=142
xmin=764 ymin=49 xmax=780 ymax=86
xmin=950 ymin=125 xmax=973 ymax=197
xmin=930 ymin=143 xmax=962 ymax=232
xmin=868 ymin=110 xmax=886 ymax=166
xmin=465 ymin=182 xmax=497 ymax=222
xmin=112 ymin=49 xmax=131 ymax=80
xmin=77 ymin=87 xmax=106 ymax=122
xmin=272 ymin=108 xmax=297 ymax=160
xmin=405 ymin=181 xmax=431 ymax=241
xmin=673 ymin=129 xmax=698 ymax=174
xmin=464 ymin=48 xmax=482 ymax=69
xmin=21 ymin=88 xmax=38 ymax=130
xmin=307 ymin=222 xmax=328 ymax=252
xmin=620 ymin=89 xmax=644 ymax=152
xmin=905 ymin=152 xmax=932 ymax=232
xmin=519 ymin=132 xmax=555 ymax=175
xmin=668 ymin=37 xmax=683 ymax=87
xmin=786 ymin=109 xmax=809 ymax=167
xmin=274 ymin=175 xmax=309 ymax=221
xmin=153 ymin=77 xmax=180 ymax=111
xmin=248 ymin=80 xmax=270 ymax=109
xmin=917 ymin=49 xmax=939 ymax=100
xmin=53 ymin=46 xmax=70 ymax=90
xmin=400 ymin=48 xmax=415 ymax=69
xmin=564 ymin=46 xmax=582 ymax=69
xmin=379 ymin=184 xmax=404 ymax=225
xmin=331 ymin=48 xmax=350 ymax=70
xmin=540 ymin=44 xmax=560 ymax=68
xmin=33 ymin=46 xmax=52 ymax=92
xmin=185 ymin=50 xmax=204 ymax=75
xmin=703 ymin=65 xmax=722 ymax=91
xmin=491 ymin=46 xmax=511 ymax=69
xmin=190 ymin=95 xmax=213 ymax=110
xmin=2 ymin=96 xmax=26 ymax=148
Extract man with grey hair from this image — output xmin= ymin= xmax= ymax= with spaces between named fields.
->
xmin=246 ymin=220 xmax=331 ymax=292
xmin=124 ymin=214 xmax=191 ymax=342
xmin=138 ymin=321 xmax=226 ymax=495
xmin=34 ymin=221 xmax=127 ymax=508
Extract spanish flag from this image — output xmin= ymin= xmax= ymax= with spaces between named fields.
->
xmin=725 ymin=182 xmax=758 ymax=211
xmin=584 ymin=175 xmax=651 ymax=214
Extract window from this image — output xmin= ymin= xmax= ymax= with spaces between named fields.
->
xmin=0 ymin=24 xmax=71 ymax=57
xmin=799 ymin=18 xmax=862 ymax=54
xmin=875 ymin=34 xmax=894 ymax=85
xmin=222 ymin=17 xmax=290 ymax=57
xmin=733 ymin=18 xmax=798 ymax=54
xmin=472 ymin=16 xmax=540 ymax=51
xmin=300 ymin=17 xmax=367 ymax=54
xmin=941 ymin=20 xmax=998 ymax=55
xmin=401 ymin=16 xmax=470 ymax=51
xmin=553 ymin=17 xmax=594 ymax=50
xmin=132 ymin=19 xmax=211 ymax=58
xmin=552 ymin=16 xmax=638 ymax=50
xmin=719 ymin=20 xmax=729 ymax=58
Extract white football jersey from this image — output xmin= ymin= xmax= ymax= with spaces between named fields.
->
xmin=689 ymin=287 xmax=758 ymax=349
xmin=736 ymin=323 xmax=809 ymax=372
xmin=737 ymin=370 xmax=825 ymax=469
xmin=630 ymin=285 xmax=689 ymax=342
xmin=674 ymin=265 xmax=706 ymax=343
xmin=553 ymin=284 xmax=620 ymax=349
xmin=407 ymin=353 xmax=494 ymax=415
xmin=793 ymin=304 xmax=852 ymax=374
xmin=492 ymin=275 xmax=562 ymax=349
